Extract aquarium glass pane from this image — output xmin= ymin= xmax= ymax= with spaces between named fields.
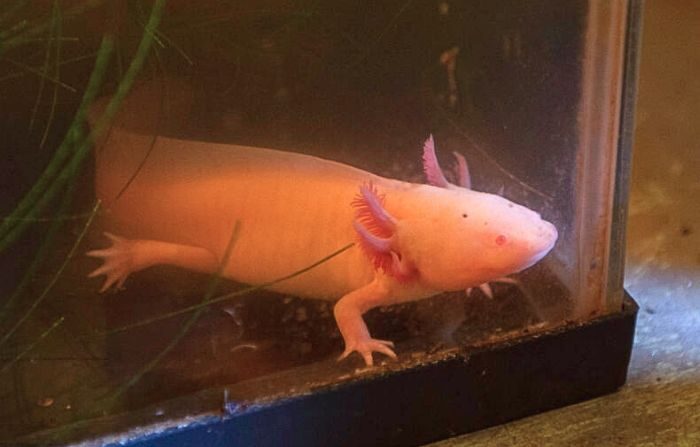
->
xmin=0 ymin=0 xmax=632 ymax=443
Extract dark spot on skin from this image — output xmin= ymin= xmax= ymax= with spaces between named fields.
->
xmin=680 ymin=225 xmax=693 ymax=236
xmin=508 ymin=203 xmax=513 ymax=208
xmin=462 ymin=213 xmax=468 ymax=218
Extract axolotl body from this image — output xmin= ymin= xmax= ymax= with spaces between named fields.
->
xmin=89 ymin=130 xmax=558 ymax=366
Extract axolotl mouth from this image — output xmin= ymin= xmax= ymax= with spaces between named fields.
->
xmin=520 ymin=218 xmax=559 ymax=270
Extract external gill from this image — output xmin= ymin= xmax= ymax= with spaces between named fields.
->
xmin=352 ymin=183 xmax=417 ymax=282
xmin=422 ymin=134 xmax=471 ymax=189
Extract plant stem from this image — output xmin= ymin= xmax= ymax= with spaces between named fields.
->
xmin=0 ymin=35 xmax=113 ymax=250
xmin=0 ymin=317 xmax=65 ymax=375
xmin=0 ymin=201 xmax=100 ymax=350
xmin=1 ymin=0 xmax=167 ymax=251
xmin=104 ymin=221 xmax=241 ymax=402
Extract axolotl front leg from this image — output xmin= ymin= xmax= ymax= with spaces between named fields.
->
xmin=334 ymin=279 xmax=399 ymax=366
xmin=337 ymin=183 xmax=435 ymax=366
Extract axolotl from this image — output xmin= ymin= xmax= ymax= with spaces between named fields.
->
xmin=88 ymin=131 xmax=558 ymax=366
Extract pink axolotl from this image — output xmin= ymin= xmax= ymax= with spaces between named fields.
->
xmin=88 ymin=131 xmax=558 ymax=366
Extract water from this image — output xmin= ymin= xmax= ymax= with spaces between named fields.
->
xmin=0 ymin=1 xmax=633 ymax=444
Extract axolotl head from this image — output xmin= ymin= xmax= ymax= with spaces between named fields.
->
xmin=393 ymin=186 xmax=558 ymax=291
xmin=353 ymin=136 xmax=558 ymax=291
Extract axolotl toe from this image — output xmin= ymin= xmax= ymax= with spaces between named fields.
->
xmin=88 ymin=131 xmax=558 ymax=367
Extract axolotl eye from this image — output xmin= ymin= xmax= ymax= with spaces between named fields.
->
xmin=495 ymin=234 xmax=508 ymax=246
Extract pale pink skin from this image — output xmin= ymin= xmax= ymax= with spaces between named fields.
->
xmin=88 ymin=131 xmax=558 ymax=367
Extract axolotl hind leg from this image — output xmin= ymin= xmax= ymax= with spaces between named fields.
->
xmin=334 ymin=279 xmax=398 ymax=367
xmin=87 ymin=232 xmax=219 ymax=292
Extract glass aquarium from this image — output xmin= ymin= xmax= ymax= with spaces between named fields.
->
xmin=0 ymin=0 xmax=640 ymax=444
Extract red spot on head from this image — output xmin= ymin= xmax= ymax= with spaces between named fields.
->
xmin=495 ymin=235 xmax=507 ymax=246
